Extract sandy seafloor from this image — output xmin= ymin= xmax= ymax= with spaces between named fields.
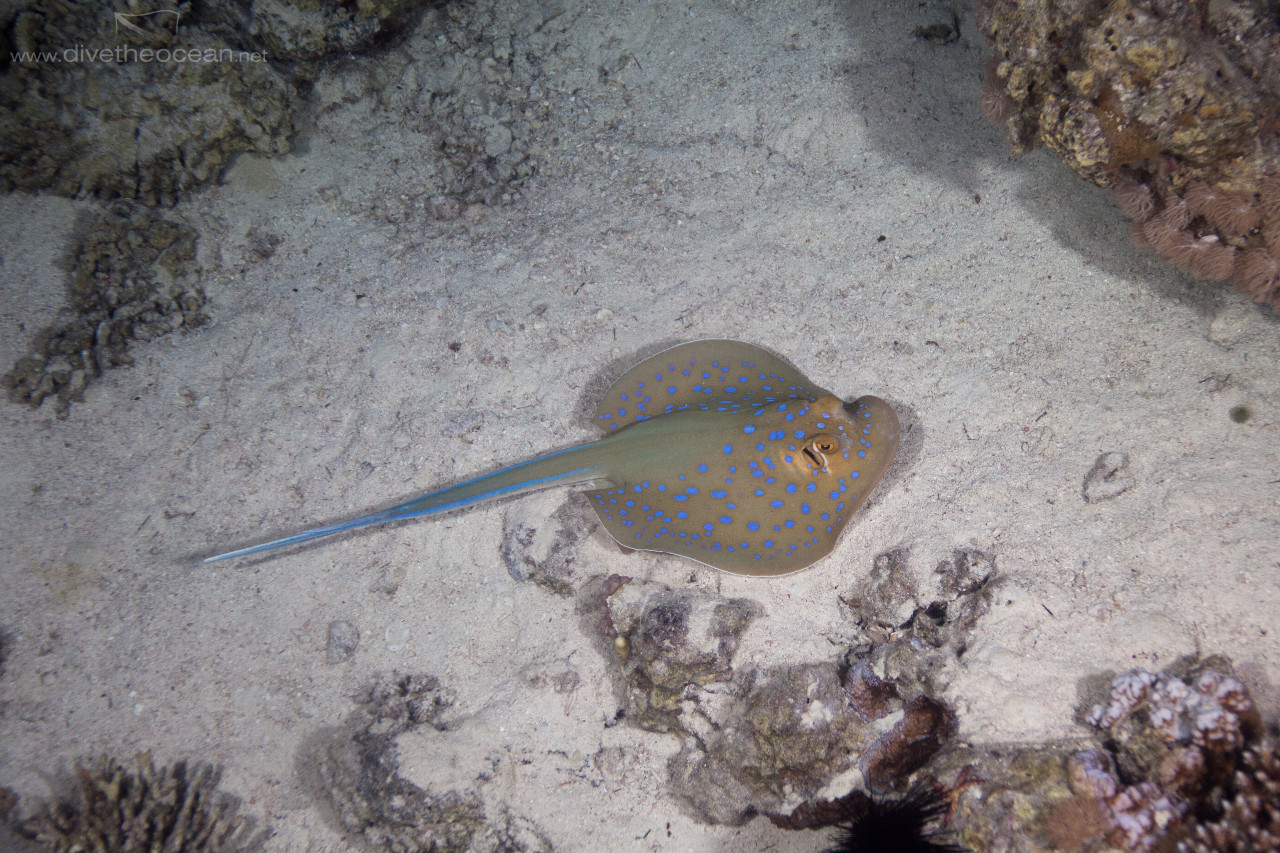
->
xmin=1 ymin=0 xmax=1279 ymax=850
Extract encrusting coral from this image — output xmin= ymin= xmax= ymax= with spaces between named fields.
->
xmin=978 ymin=0 xmax=1280 ymax=307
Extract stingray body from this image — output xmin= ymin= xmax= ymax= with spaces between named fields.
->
xmin=205 ymin=340 xmax=900 ymax=576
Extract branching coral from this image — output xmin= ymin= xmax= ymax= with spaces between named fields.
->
xmin=16 ymin=754 xmax=264 ymax=853
xmin=979 ymin=0 xmax=1280 ymax=307
xmin=1067 ymin=661 xmax=1268 ymax=850
xmin=1086 ymin=665 xmax=1259 ymax=755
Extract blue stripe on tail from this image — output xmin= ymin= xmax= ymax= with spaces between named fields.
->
xmin=203 ymin=463 xmax=598 ymax=563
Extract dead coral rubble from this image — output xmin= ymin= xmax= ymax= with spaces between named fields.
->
xmin=2 ymin=205 xmax=206 ymax=419
xmin=979 ymin=0 xmax=1280 ymax=307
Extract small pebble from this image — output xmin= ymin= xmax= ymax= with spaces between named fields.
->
xmin=384 ymin=620 xmax=410 ymax=653
xmin=327 ymin=620 xmax=360 ymax=664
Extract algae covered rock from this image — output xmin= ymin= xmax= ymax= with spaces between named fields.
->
xmin=596 ymin=575 xmax=963 ymax=826
xmin=314 ymin=672 xmax=486 ymax=853
xmin=1 ymin=0 xmax=294 ymax=204
xmin=217 ymin=0 xmax=429 ymax=61
xmin=603 ymin=581 xmax=762 ymax=734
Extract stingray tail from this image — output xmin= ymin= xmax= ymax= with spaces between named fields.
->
xmin=203 ymin=442 xmax=609 ymax=563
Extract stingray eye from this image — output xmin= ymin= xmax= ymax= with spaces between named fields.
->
xmin=802 ymin=435 xmax=838 ymax=468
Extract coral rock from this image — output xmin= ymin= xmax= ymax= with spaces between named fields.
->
xmin=979 ymin=0 xmax=1280 ymax=308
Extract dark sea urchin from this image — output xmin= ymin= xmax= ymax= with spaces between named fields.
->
xmin=823 ymin=787 xmax=968 ymax=853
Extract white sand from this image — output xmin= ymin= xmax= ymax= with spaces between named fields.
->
xmin=2 ymin=0 xmax=1278 ymax=850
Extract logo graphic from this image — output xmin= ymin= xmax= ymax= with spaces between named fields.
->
xmin=113 ymin=9 xmax=182 ymax=38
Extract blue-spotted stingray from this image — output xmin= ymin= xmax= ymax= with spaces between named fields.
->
xmin=205 ymin=340 xmax=900 ymax=576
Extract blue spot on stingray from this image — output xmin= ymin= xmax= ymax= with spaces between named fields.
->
xmin=747 ymin=521 xmax=759 ymax=531
xmin=667 ymin=386 xmax=677 ymax=394
xmin=676 ymin=511 xmax=688 ymax=519
xmin=672 ymin=494 xmax=688 ymax=502
xmin=764 ymin=539 xmax=775 ymax=548
xmin=807 ymin=482 xmax=817 ymax=492
xmin=786 ymin=483 xmax=797 ymax=493
xmin=657 ymin=484 xmax=667 ymax=492
xmin=719 ymin=516 xmax=733 ymax=524
xmin=784 ymin=519 xmax=795 ymax=528
xmin=723 ymin=444 xmax=734 ymax=454
xmin=743 ymin=424 xmax=756 ymax=434
xmin=795 ymin=430 xmax=806 ymax=438
xmin=704 ymin=523 xmax=714 ymax=532
xmin=830 ymin=491 xmax=841 ymax=500
xmin=753 ymin=489 xmax=765 ymax=496
xmin=801 ymin=503 xmax=811 ymax=514
xmin=686 ymin=487 xmax=698 ymax=495
xmin=697 ymin=464 xmax=708 ymax=473
xmin=770 ymin=499 xmax=784 ymax=508
xmin=711 ymin=489 xmax=728 ymax=499
xmin=785 ymin=413 xmax=795 ymax=421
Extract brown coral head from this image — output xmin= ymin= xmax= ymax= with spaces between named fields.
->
xmin=860 ymin=696 xmax=957 ymax=792
xmin=1173 ymin=234 xmax=1236 ymax=282
xmin=1111 ymin=176 xmax=1157 ymax=223
xmin=1233 ymin=247 xmax=1280 ymax=302
xmin=1140 ymin=203 xmax=1236 ymax=282
xmin=980 ymin=58 xmax=1014 ymax=126
xmin=1260 ymin=176 xmax=1280 ymax=224
xmin=1184 ymin=182 xmax=1261 ymax=238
